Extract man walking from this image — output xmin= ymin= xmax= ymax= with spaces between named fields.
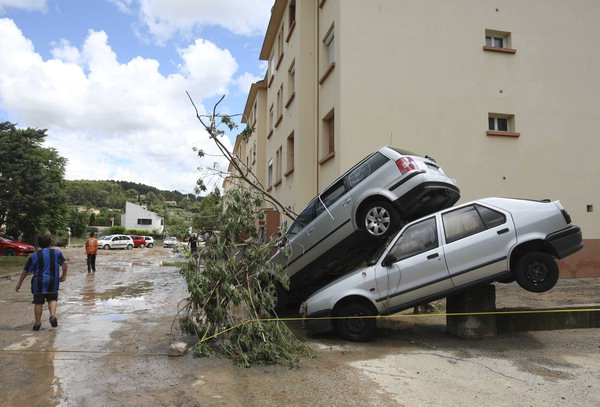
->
xmin=15 ymin=235 xmax=68 ymax=331
xmin=85 ymin=232 xmax=99 ymax=273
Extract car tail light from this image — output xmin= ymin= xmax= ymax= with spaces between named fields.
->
xmin=396 ymin=157 xmax=417 ymax=174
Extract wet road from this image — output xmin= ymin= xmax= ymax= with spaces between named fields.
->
xmin=1 ymin=246 xmax=600 ymax=406
xmin=1 ymin=246 xmax=189 ymax=406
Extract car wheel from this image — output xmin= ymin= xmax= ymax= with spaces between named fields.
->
xmin=148 ymin=243 xmax=153 ymax=248
xmin=103 ymin=244 xmax=110 ymax=250
xmin=335 ymin=302 xmax=377 ymax=342
xmin=262 ymin=280 xmax=288 ymax=314
xmin=515 ymin=252 xmax=559 ymax=293
xmin=140 ymin=243 xmax=145 ymax=248
xmin=359 ymin=201 xmax=400 ymax=238
xmin=127 ymin=244 xmax=133 ymax=250
xmin=4 ymin=248 xmax=16 ymax=256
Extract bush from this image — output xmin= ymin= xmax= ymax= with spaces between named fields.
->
xmin=107 ymin=225 xmax=126 ymax=234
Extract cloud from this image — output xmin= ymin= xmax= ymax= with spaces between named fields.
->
xmin=0 ymin=18 xmax=233 ymax=193
xmin=137 ymin=0 xmax=272 ymax=43
xmin=0 ymin=0 xmax=46 ymax=13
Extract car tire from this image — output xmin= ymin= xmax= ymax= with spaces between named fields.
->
xmin=262 ymin=280 xmax=288 ymax=314
xmin=4 ymin=248 xmax=16 ymax=256
xmin=335 ymin=302 xmax=377 ymax=342
xmin=103 ymin=244 xmax=110 ymax=250
xmin=359 ymin=201 xmax=400 ymax=239
xmin=148 ymin=243 xmax=153 ymax=248
xmin=127 ymin=244 xmax=133 ymax=250
xmin=515 ymin=252 xmax=559 ymax=293
xmin=140 ymin=243 xmax=145 ymax=248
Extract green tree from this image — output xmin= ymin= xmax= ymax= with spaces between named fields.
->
xmin=68 ymin=208 xmax=89 ymax=238
xmin=191 ymin=189 xmax=221 ymax=232
xmin=0 ymin=122 xmax=68 ymax=241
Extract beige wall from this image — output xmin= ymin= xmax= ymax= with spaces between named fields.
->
xmin=241 ymin=0 xmax=600 ymax=246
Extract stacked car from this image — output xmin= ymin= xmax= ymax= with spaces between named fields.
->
xmin=265 ymin=146 xmax=584 ymax=341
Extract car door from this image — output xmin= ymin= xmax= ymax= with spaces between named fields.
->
xmin=114 ymin=236 xmax=125 ymax=249
xmin=441 ymin=204 xmax=517 ymax=287
xmin=278 ymin=199 xmax=319 ymax=274
xmin=375 ymin=216 xmax=453 ymax=312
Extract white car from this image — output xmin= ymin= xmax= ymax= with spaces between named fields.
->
xmin=270 ymin=146 xmax=459 ymax=309
xmin=98 ymin=234 xmax=134 ymax=250
xmin=301 ymin=198 xmax=583 ymax=341
xmin=143 ymin=236 xmax=155 ymax=248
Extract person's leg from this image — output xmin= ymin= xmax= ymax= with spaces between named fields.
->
xmin=48 ymin=300 xmax=58 ymax=327
xmin=33 ymin=303 xmax=43 ymax=330
xmin=87 ymin=254 xmax=92 ymax=272
xmin=91 ymin=254 xmax=96 ymax=272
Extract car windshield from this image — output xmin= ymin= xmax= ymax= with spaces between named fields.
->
xmin=0 ymin=235 xmax=15 ymax=242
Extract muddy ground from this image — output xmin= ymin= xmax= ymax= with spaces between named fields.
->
xmin=1 ymin=246 xmax=599 ymax=407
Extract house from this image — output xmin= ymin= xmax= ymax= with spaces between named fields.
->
xmin=120 ymin=202 xmax=164 ymax=233
xmin=227 ymin=0 xmax=600 ymax=277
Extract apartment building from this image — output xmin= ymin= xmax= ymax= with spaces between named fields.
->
xmin=231 ymin=0 xmax=600 ymax=276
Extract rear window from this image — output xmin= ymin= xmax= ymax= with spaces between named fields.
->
xmin=388 ymin=147 xmax=421 ymax=157
xmin=345 ymin=152 xmax=389 ymax=189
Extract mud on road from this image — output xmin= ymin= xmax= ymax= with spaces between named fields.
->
xmin=1 ymin=246 xmax=599 ymax=407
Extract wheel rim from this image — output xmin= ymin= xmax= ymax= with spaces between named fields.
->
xmin=525 ymin=260 xmax=549 ymax=285
xmin=365 ymin=206 xmax=391 ymax=236
xmin=344 ymin=312 xmax=367 ymax=334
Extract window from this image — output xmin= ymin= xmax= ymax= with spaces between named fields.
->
xmin=267 ymin=158 xmax=273 ymax=188
xmin=489 ymin=116 xmax=508 ymax=131
xmin=483 ymin=30 xmax=516 ymax=54
xmin=345 ymin=152 xmax=389 ymax=189
xmin=287 ymin=199 xmax=318 ymax=236
xmin=389 ymin=218 xmax=438 ymax=261
xmin=320 ymin=26 xmax=336 ymax=83
xmin=442 ymin=206 xmax=485 ymax=243
xmin=252 ymin=100 xmax=257 ymax=124
xmin=286 ymin=60 xmax=295 ymax=107
xmin=269 ymin=51 xmax=275 ymax=83
xmin=276 ymin=26 xmax=284 ymax=67
xmin=319 ymin=110 xmax=335 ymax=164
xmin=289 ymin=0 xmax=296 ymax=27
xmin=275 ymin=146 xmax=282 ymax=185
xmin=318 ymin=179 xmax=347 ymax=214
xmin=268 ymin=104 xmax=274 ymax=137
xmin=276 ymin=85 xmax=283 ymax=125
xmin=137 ymin=218 xmax=152 ymax=225
xmin=487 ymin=114 xmax=519 ymax=137
xmin=286 ymin=132 xmax=294 ymax=175
xmin=443 ymin=204 xmax=506 ymax=243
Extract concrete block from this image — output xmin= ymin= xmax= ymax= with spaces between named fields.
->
xmin=446 ymin=284 xmax=497 ymax=338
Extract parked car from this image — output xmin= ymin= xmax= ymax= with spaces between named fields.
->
xmin=301 ymin=197 xmax=583 ymax=341
xmin=143 ymin=236 xmax=155 ymax=248
xmin=270 ymin=146 xmax=460 ymax=309
xmin=163 ymin=237 xmax=178 ymax=248
xmin=98 ymin=234 xmax=134 ymax=250
xmin=130 ymin=235 xmax=147 ymax=248
xmin=0 ymin=235 xmax=35 ymax=256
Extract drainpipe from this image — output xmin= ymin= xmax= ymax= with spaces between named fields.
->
xmin=315 ymin=0 xmax=320 ymax=195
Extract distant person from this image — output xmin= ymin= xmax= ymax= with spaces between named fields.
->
xmin=85 ymin=232 xmax=99 ymax=273
xmin=15 ymin=234 xmax=68 ymax=331
xmin=189 ymin=233 xmax=198 ymax=255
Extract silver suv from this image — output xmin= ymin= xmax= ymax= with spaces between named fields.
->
xmin=270 ymin=146 xmax=459 ymax=308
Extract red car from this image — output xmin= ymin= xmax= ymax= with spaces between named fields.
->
xmin=129 ymin=235 xmax=147 ymax=248
xmin=0 ymin=235 xmax=35 ymax=256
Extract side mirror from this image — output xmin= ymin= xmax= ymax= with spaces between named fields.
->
xmin=276 ymin=236 xmax=287 ymax=248
xmin=381 ymin=253 xmax=396 ymax=267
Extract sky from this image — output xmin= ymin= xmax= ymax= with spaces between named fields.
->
xmin=0 ymin=0 xmax=273 ymax=194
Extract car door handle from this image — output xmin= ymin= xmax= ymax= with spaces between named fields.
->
xmin=342 ymin=199 xmax=351 ymax=206
xmin=427 ymin=253 xmax=439 ymax=260
xmin=307 ymin=228 xmax=315 ymax=235
xmin=497 ymin=228 xmax=509 ymax=235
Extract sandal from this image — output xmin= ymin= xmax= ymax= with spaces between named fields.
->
xmin=49 ymin=316 xmax=58 ymax=328
xmin=32 ymin=323 xmax=41 ymax=331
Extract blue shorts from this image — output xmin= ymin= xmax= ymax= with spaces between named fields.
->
xmin=32 ymin=292 xmax=58 ymax=305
